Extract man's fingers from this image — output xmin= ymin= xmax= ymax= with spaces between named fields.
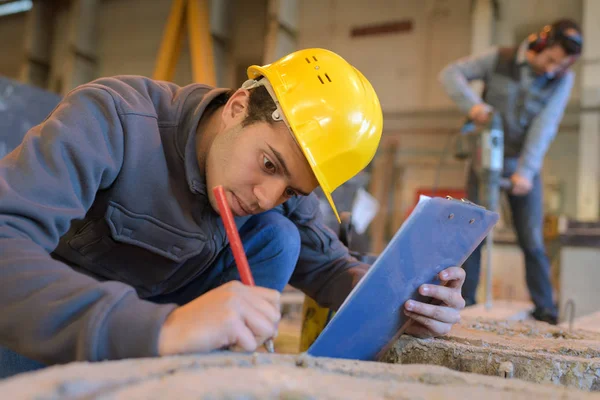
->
xmin=419 ymin=284 xmax=466 ymax=309
xmin=405 ymin=300 xmax=461 ymax=324
xmin=404 ymin=322 xmax=436 ymax=339
xmin=244 ymin=295 xmax=281 ymax=326
xmin=249 ymin=286 xmax=281 ymax=307
xmin=439 ymin=267 xmax=466 ymax=288
xmin=240 ymin=301 xmax=279 ymax=342
xmin=232 ymin=318 xmax=258 ymax=352
xmin=404 ymin=310 xmax=452 ymax=336
xmin=227 ymin=281 xmax=281 ymax=307
xmin=513 ymin=186 xmax=528 ymax=196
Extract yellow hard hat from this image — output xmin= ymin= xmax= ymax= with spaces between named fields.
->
xmin=247 ymin=48 xmax=383 ymax=222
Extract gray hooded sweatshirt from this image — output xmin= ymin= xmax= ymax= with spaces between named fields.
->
xmin=0 ymin=76 xmax=367 ymax=365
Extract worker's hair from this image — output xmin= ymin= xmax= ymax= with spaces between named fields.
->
xmin=204 ymin=84 xmax=277 ymax=127
xmin=242 ymin=85 xmax=277 ymax=127
xmin=548 ymin=19 xmax=582 ymax=55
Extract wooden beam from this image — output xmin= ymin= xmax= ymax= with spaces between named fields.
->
xmin=153 ymin=0 xmax=187 ymax=82
xmin=19 ymin=0 xmax=54 ymax=89
xmin=187 ymin=0 xmax=216 ymax=85
xmin=576 ymin=0 xmax=600 ymax=221
xmin=61 ymin=0 xmax=99 ymax=95
xmin=368 ymin=142 xmax=398 ymax=253
xmin=263 ymin=0 xmax=281 ymax=64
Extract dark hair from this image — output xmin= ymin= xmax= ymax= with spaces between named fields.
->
xmin=204 ymin=84 xmax=277 ymax=127
xmin=550 ymin=19 xmax=583 ymax=55
xmin=241 ymin=85 xmax=277 ymax=127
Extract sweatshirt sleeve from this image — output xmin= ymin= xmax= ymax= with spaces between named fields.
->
xmin=438 ymin=47 xmax=499 ymax=114
xmin=516 ymin=71 xmax=575 ymax=181
xmin=286 ymin=195 xmax=369 ymax=310
xmin=0 ymin=84 xmax=177 ymax=365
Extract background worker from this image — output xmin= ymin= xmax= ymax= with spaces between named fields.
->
xmin=439 ymin=19 xmax=583 ymax=324
xmin=0 ymin=48 xmax=467 ymax=378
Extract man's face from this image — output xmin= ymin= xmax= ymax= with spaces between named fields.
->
xmin=528 ymin=44 xmax=570 ymax=76
xmin=204 ymin=90 xmax=319 ymax=217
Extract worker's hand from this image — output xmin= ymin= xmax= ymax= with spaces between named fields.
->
xmin=469 ymin=103 xmax=493 ymax=125
xmin=510 ymin=173 xmax=533 ymax=196
xmin=403 ymin=267 xmax=466 ymax=338
xmin=158 ymin=281 xmax=280 ymax=356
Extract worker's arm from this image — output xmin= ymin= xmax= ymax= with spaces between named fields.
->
xmin=516 ymin=71 xmax=575 ymax=182
xmin=0 ymin=84 xmax=177 ymax=365
xmin=438 ymin=47 xmax=499 ymax=115
xmin=285 ymin=195 xmax=368 ymax=311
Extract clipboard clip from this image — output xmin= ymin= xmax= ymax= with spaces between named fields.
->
xmin=445 ymin=196 xmax=486 ymax=210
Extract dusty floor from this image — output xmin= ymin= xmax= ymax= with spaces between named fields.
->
xmin=384 ymin=317 xmax=600 ymax=390
xmin=1 ymin=353 xmax=599 ymax=399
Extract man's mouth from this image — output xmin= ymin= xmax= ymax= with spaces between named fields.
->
xmin=231 ymin=193 xmax=253 ymax=217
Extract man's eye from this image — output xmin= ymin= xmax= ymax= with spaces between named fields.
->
xmin=263 ymin=156 xmax=276 ymax=172
xmin=285 ymin=188 xmax=297 ymax=198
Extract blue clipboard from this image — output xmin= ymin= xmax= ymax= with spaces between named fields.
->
xmin=306 ymin=195 xmax=499 ymax=361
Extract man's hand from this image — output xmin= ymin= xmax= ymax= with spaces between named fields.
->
xmin=403 ymin=267 xmax=466 ymax=338
xmin=510 ymin=172 xmax=533 ymax=196
xmin=158 ymin=281 xmax=280 ymax=356
xmin=468 ymin=103 xmax=493 ymax=125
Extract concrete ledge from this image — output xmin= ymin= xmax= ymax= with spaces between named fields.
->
xmin=0 ymin=353 xmax=598 ymax=399
xmin=385 ymin=317 xmax=600 ymax=391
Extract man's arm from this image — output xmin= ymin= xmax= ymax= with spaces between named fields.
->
xmin=285 ymin=195 xmax=368 ymax=310
xmin=0 ymin=84 xmax=177 ymax=365
xmin=438 ymin=47 xmax=499 ymax=114
xmin=516 ymin=71 xmax=575 ymax=181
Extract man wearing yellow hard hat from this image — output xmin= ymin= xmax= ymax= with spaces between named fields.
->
xmin=0 ymin=48 xmax=466 ymax=378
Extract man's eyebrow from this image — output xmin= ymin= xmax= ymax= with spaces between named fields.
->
xmin=268 ymin=144 xmax=310 ymax=196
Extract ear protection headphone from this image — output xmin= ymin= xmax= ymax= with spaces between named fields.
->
xmin=527 ymin=21 xmax=583 ymax=77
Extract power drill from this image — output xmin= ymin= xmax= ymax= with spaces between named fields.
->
xmin=455 ymin=112 xmax=511 ymax=309
xmin=455 ymin=111 xmax=511 ymax=210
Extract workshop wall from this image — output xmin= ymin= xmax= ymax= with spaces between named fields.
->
xmin=298 ymin=0 xmax=582 ymax=113
xmin=0 ymin=13 xmax=26 ymax=80
xmin=297 ymin=0 xmax=583 ymax=226
xmin=0 ymin=0 xmax=584 ymax=221
xmin=41 ymin=0 xmax=263 ymax=92
xmin=298 ymin=0 xmax=472 ymax=112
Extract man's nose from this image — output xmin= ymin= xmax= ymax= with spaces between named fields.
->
xmin=255 ymin=180 xmax=287 ymax=210
xmin=546 ymin=63 xmax=558 ymax=74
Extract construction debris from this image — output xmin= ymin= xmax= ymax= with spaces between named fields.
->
xmin=0 ymin=353 xmax=598 ymax=399
xmin=384 ymin=317 xmax=600 ymax=391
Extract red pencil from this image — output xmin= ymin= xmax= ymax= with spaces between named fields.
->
xmin=213 ymin=185 xmax=275 ymax=353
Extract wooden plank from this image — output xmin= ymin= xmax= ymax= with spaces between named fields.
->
xmin=153 ymin=0 xmax=186 ymax=82
xmin=19 ymin=0 xmax=54 ymax=89
xmin=187 ymin=0 xmax=216 ymax=85
xmin=369 ymin=140 xmax=397 ymax=253
xmin=390 ymin=166 xmax=405 ymax=235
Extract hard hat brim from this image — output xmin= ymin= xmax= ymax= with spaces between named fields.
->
xmin=247 ymin=64 xmax=342 ymax=223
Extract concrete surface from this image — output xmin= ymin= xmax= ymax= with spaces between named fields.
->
xmin=461 ymin=300 xmax=535 ymax=321
xmin=0 ymin=353 xmax=598 ymax=399
xmin=385 ymin=317 xmax=600 ymax=391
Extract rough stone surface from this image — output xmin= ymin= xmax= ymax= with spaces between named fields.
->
xmin=384 ymin=317 xmax=600 ymax=391
xmin=0 ymin=353 xmax=598 ymax=399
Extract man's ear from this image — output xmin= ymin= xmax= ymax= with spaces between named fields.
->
xmin=222 ymin=88 xmax=250 ymax=125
